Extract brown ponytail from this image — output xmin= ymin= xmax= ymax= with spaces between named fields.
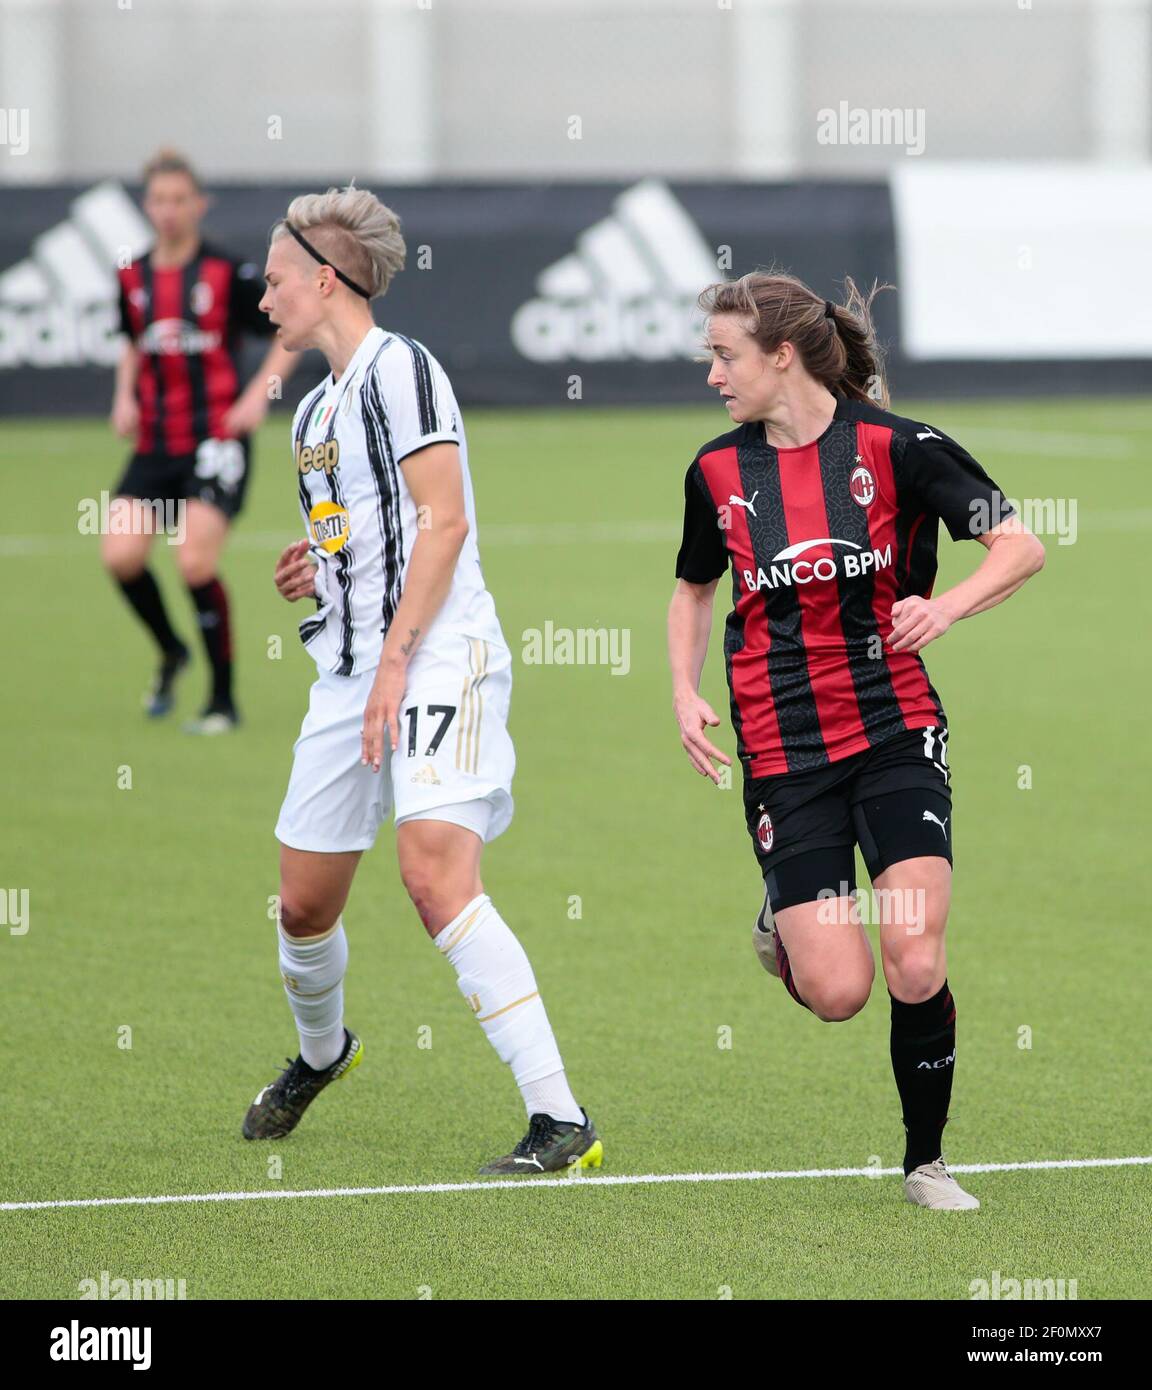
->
xmin=698 ymin=269 xmax=893 ymax=407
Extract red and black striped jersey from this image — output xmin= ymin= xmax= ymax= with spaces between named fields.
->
xmin=117 ymin=240 xmax=275 ymax=457
xmin=675 ymin=396 xmax=1014 ymax=776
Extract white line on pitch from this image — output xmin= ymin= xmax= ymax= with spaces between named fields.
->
xmin=953 ymin=429 xmax=1137 ymax=457
xmin=2 ymin=1155 xmax=1149 ymax=1214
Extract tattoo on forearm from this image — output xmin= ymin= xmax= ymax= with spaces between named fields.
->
xmin=400 ymin=626 xmax=421 ymax=656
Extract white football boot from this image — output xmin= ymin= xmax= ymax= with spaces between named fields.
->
xmin=751 ymin=887 xmax=780 ymax=978
xmin=904 ymin=1157 xmax=981 ymax=1210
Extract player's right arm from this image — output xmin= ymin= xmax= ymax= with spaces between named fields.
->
xmin=669 ymin=459 xmax=732 ymax=783
xmin=110 ymin=342 xmax=139 ymax=438
xmin=274 ymin=538 xmax=317 ymax=601
xmin=274 ymin=396 xmax=323 ymax=601
xmin=669 ymin=577 xmax=731 ymax=783
xmin=110 ymin=279 xmax=139 ymax=438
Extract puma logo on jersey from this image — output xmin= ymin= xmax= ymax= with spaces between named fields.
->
xmin=922 ymin=810 xmax=950 ymax=837
xmin=916 ymin=428 xmax=943 ymax=442
xmin=729 ymin=491 xmax=759 ymax=517
xmin=297 ymin=440 xmax=341 ymax=475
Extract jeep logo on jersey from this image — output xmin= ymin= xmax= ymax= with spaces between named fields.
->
xmin=850 ymin=463 xmax=875 ymax=508
xmin=309 ymin=500 xmax=350 ymax=553
xmin=297 ymin=439 xmax=340 ymax=476
xmin=757 ymin=812 xmax=774 ymax=853
xmin=742 ymin=538 xmax=892 ymax=592
xmin=136 ymin=317 xmax=221 ymax=355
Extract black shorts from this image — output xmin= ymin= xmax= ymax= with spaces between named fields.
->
xmin=115 ymin=436 xmax=252 ymax=521
xmin=743 ymin=725 xmax=953 ymax=913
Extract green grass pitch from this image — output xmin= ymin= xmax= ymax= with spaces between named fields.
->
xmin=2 ymin=396 xmax=1149 ymax=1299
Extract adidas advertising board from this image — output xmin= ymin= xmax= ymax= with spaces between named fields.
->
xmin=1 ymin=174 xmax=1142 ymax=414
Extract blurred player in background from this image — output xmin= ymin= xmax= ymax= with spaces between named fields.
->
xmin=669 ymin=271 xmax=1044 ymax=1210
xmin=104 ymin=148 xmax=299 ymax=732
xmin=243 ymin=184 xmax=601 ymax=1176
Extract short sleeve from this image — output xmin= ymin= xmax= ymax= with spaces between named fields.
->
xmin=230 ymin=259 xmax=276 ymax=336
xmin=375 ymin=337 xmax=460 ymax=464
xmin=897 ymin=428 xmax=1016 ymax=541
xmin=117 ymin=277 xmax=133 ymax=338
xmin=675 ymin=463 xmax=728 ymax=582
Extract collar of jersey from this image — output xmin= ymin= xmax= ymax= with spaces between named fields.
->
xmin=146 ymin=238 xmax=204 ymax=272
xmin=324 ymin=324 xmax=386 ymax=398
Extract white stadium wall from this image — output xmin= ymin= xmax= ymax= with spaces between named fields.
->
xmin=0 ymin=0 xmax=1148 ymax=184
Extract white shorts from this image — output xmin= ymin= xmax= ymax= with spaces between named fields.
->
xmin=275 ymin=633 xmax=515 ymax=854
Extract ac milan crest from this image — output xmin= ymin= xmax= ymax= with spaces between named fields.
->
xmin=190 ymin=280 xmax=214 ymax=316
xmin=849 ymin=463 xmax=875 ymax=508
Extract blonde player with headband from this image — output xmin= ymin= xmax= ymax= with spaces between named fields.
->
xmin=244 ymin=185 xmax=601 ymax=1176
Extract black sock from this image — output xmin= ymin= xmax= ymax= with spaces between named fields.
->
xmin=116 ymin=570 xmax=185 ymax=656
xmin=890 ymin=981 xmax=957 ymax=1175
xmin=188 ymin=577 xmax=233 ymax=709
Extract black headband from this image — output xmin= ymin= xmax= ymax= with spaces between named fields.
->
xmin=286 ymin=224 xmax=371 ymax=300
xmin=824 ymin=300 xmax=836 ymax=319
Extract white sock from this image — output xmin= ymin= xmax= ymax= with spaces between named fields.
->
xmin=433 ymin=894 xmax=583 ymax=1124
xmin=520 ymin=1072 xmax=586 ymax=1127
xmin=277 ymin=915 xmax=348 ymax=1071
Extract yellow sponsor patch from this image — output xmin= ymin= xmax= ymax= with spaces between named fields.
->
xmin=309 ymin=500 xmax=350 ymax=554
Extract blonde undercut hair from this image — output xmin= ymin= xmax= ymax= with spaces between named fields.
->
xmin=272 ymin=183 xmax=406 ymax=300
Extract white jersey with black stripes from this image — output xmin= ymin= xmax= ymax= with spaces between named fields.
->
xmin=290 ymin=326 xmax=506 ymax=676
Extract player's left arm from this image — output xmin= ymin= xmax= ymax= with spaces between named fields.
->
xmin=889 ymin=514 xmax=1045 ymax=653
xmin=889 ymin=427 xmax=1046 ymax=654
xmin=360 ymin=441 xmax=470 ymax=771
